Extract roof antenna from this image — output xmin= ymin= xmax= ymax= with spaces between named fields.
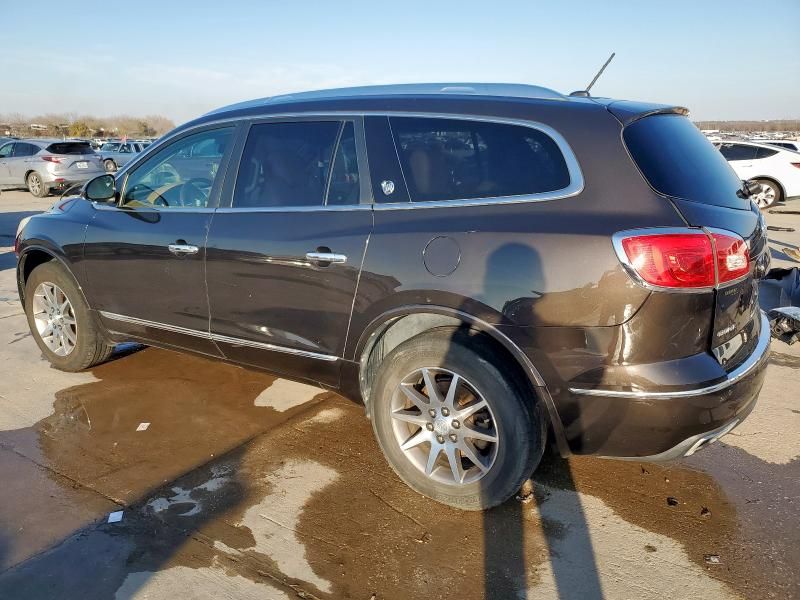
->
xmin=570 ymin=52 xmax=615 ymax=97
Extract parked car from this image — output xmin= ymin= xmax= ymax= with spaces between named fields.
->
xmin=98 ymin=141 xmax=148 ymax=172
xmin=715 ymin=140 xmax=800 ymax=208
xmin=748 ymin=138 xmax=800 ymax=152
xmin=15 ymin=83 xmax=772 ymax=510
xmin=0 ymin=139 xmax=104 ymax=197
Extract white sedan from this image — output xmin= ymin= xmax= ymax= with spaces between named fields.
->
xmin=715 ymin=140 xmax=800 ymax=208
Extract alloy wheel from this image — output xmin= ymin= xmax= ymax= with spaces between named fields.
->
xmin=32 ymin=282 xmax=77 ymax=356
xmin=28 ymin=174 xmax=41 ymax=196
xmin=390 ymin=367 xmax=499 ymax=485
xmin=753 ymin=183 xmax=776 ymax=208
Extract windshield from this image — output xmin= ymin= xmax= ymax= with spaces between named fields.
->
xmin=624 ymin=114 xmax=746 ymax=209
xmin=101 ymin=142 xmax=121 ymax=151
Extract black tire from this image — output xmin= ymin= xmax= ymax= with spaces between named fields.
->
xmin=26 ymin=172 xmax=49 ymax=198
xmin=24 ymin=261 xmax=114 ymax=372
xmin=753 ymin=178 xmax=782 ymax=209
xmin=370 ymin=327 xmax=546 ymax=510
xmin=104 ymin=159 xmax=117 ymax=173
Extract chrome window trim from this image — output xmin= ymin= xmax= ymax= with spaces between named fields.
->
xmin=98 ymin=311 xmax=338 ymax=362
xmin=377 ymin=113 xmax=583 ymax=209
xmin=216 ymin=204 xmax=372 ymax=213
xmin=92 ymin=203 xmax=218 ymax=213
xmin=569 ymin=311 xmax=770 ymax=399
xmin=134 ymin=111 xmax=583 ymax=212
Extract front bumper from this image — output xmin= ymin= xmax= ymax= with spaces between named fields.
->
xmin=564 ymin=311 xmax=771 ymax=458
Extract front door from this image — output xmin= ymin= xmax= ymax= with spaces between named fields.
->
xmin=206 ymin=118 xmax=372 ymax=385
xmin=0 ymin=142 xmax=13 ymax=185
xmin=83 ymin=125 xmax=236 ymax=356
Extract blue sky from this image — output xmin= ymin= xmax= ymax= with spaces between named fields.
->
xmin=1 ymin=0 xmax=798 ymax=124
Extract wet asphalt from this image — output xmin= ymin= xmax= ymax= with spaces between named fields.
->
xmin=0 ymin=190 xmax=798 ymax=600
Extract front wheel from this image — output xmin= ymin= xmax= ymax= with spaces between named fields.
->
xmin=24 ymin=261 xmax=114 ymax=371
xmin=752 ymin=179 xmax=782 ymax=209
xmin=370 ymin=328 xmax=546 ymax=510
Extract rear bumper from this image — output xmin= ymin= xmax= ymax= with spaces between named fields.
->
xmin=41 ymin=169 xmax=104 ymax=187
xmin=563 ymin=311 xmax=771 ymax=458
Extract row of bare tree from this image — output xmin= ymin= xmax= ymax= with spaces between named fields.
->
xmin=0 ymin=113 xmax=176 ymax=139
xmin=695 ymin=120 xmax=800 ymax=134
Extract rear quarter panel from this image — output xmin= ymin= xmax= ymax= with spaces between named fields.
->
xmin=346 ymin=103 xmax=688 ymax=375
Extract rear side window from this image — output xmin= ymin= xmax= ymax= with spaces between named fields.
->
xmin=46 ymin=142 xmax=94 ymax=155
xmin=624 ymin=115 xmax=744 ymax=209
xmin=390 ymin=117 xmax=570 ymax=202
xmin=327 ymin=122 xmax=360 ymax=205
xmin=755 ymin=146 xmax=778 ymax=159
xmin=233 ymin=121 xmax=341 ymax=208
xmin=718 ymin=143 xmax=758 ymax=161
xmin=12 ymin=143 xmax=40 ymax=157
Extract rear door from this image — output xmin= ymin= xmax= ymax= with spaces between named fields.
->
xmin=624 ymin=115 xmax=765 ymax=367
xmin=10 ymin=142 xmax=40 ymax=182
xmin=206 ymin=117 xmax=372 ymax=386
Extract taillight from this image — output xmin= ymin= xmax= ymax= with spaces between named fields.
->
xmin=41 ymin=155 xmax=64 ymax=163
xmin=711 ymin=232 xmax=750 ymax=283
xmin=616 ymin=229 xmax=749 ymax=289
xmin=791 ymin=162 xmax=800 ymax=170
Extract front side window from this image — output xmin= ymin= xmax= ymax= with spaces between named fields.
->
xmin=120 ymin=127 xmax=233 ymax=209
xmin=118 ymin=143 xmax=133 ymax=154
xmin=233 ymin=120 xmax=343 ymax=208
xmin=0 ymin=143 xmax=12 ymax=158
xmin=390 ymin=117 xmax=570 ymax=202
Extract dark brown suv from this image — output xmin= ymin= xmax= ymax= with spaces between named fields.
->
xmin=15 ymin=83 xmax=771 ymax=509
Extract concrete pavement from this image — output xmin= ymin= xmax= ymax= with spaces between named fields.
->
xmin=0 ymin=189 xmax=797 ymax=599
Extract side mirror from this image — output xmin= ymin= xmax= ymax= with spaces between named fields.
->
xmin=83 ymin=174 xmax=116 ymax=202
xmin=737 ymin=179 xmax=763 ymax=199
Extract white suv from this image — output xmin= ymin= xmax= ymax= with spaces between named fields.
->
xmin=748 ymin=138 xmax=800 ymax=152
xmin=715 ymin=140 xmax=800 ymax=208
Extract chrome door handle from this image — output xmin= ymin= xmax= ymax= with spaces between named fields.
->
xmin=168 ymin=243 xmax=199 ymax=255
xmin=305 ymin=252 xmax=347 ymax=264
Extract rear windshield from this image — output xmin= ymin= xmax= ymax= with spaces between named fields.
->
xmin=624 ymin=114 xmax=745 ymax=209
xmin=46 ymin=142 xmax=94 ymax=155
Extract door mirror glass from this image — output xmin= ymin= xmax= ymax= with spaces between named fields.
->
xmin=84 ymin=174 xmax=116 ymax=201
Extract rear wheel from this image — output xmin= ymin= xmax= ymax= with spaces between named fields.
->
xmin=26 ymin=172 xmax=48 ymax=198
xmin=752 ymin=179 xmax=782 ymax=209
xmin=370 ymin=328 xmax=546 ymax=510
xmin=24 ymin=261 xmax=114 ymax=371
xmin=104 ymin=159 xmax=117 ymax=172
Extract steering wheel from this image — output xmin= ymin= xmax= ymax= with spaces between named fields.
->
xmin=126 ymin=183 xmax=169 ymax=207
xmin=179 ymin=178 xmax=213 ymax=207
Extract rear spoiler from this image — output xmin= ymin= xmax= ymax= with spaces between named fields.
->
xmin=605 ymin=100 xmax=689 ymax=126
